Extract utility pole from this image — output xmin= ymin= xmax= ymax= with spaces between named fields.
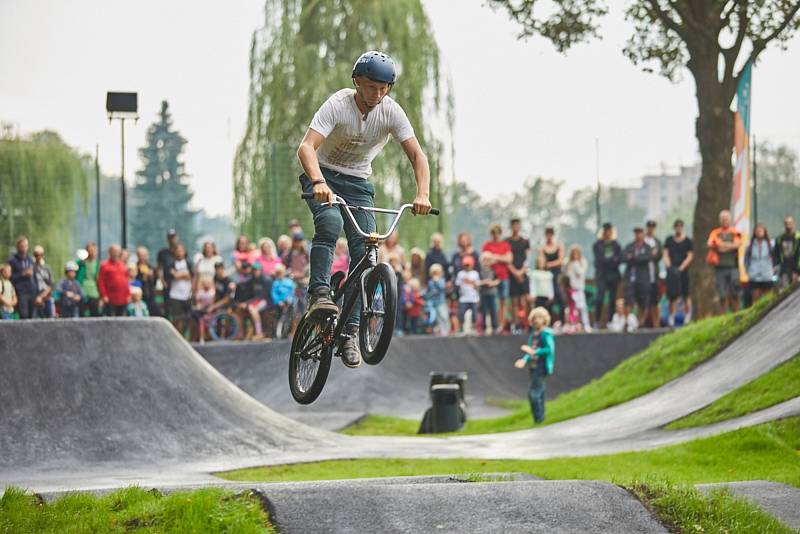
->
xmin=95 ymin=144 xmax=102 ymax=252
xmin=752 ymin=134 xmax=758 ymax=225
xmin=595 ymin=138 xmax=601 ymax=233
xmin=105 ymin=92 xmax=138 ymax=250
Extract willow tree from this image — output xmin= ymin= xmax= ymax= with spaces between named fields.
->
xmin=0 ymin=128 xmax=87 ymax=269
xmin=234 ymin=0 xmax=451 ymax=248
xmin=490 ymin=0 xmax=800 ymax=314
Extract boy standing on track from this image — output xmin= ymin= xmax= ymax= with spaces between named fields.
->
xmin=296 ymin=50 xmax=432 ymax=368
xmin=514 ymin=307 xmax=555 ymax=424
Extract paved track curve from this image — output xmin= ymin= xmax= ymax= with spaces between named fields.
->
xmin=196 ymin=331 xmax=661 ymax=429
xmin=0 ymin=289 xmax=797 ymax=493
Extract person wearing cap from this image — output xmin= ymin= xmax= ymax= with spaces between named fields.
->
xmin=663 ymin=219 xmax=694 ymax=326
xmin=623 ymin=227 xmax=654 ymax=329
xmin=8 ymin=235 xmax=36 ymax=319
xmin=592 ymin=223 xmax=623 ymax=328
xmin=297 ymin=50 xmax=432 ymax=368
xmin=157 ymin=229 xmax=180 ymax=297
xmin=643 ymin=220 xmax=663 ymax=327
xmin=455 ymin=254 xmax=481 ymax=333
xmin=56 ymin=261 xmax=84 ymax=318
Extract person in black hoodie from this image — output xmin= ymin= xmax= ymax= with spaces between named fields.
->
xmin=623 ymin=227 xmax=654 ymax=327
xmin=592 ymin=223 xmax=622 ymax=328
xmin=8 ymin=236 xmax=36 ymax=319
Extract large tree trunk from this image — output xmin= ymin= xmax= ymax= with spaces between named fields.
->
xmin=689 ymin=58 xmax=735 ymax=317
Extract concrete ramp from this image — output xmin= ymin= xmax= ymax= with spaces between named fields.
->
xmin=0 ymin=318 xmax=333 ymax=472
xmin=254 ymin=479 xmax=667 ymax=533
xmin=197 ymin=331 xmax=661 ymax=427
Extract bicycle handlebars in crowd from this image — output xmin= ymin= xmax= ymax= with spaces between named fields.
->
xmin=300 ymin=192 xmax=439 ymax=240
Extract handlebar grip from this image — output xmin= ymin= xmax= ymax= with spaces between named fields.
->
xmin=300 ymin=192 xmax=314 ymax=200
xmin=430 ymin=208 xmax=440 ymax=216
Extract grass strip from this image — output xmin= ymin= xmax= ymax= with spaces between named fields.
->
xmin=220 ymin=417 xmax=800 ymax=487
xmin=0 ymin=486 xmax=275 ymax=534
xmin=343 ymin=293 xmax=782 ymax=437
xmin=629 ymin=478 xmax=796 ymax=534
xmin=668 ymin=354 xmax=800 ymax=430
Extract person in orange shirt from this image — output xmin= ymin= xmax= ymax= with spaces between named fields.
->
xmin=707 ymin=210 xmax=742 ymax=314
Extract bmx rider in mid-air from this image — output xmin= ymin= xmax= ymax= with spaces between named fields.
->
xmin=296 ymin=50 xmax=432 ymax=368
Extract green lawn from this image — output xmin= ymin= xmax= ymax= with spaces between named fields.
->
xmin=221 ymin=417 xmax=800 ymax=487
xmin=630 ymin=479 xmax=796 ymax=534
xmin=669 ymin=355 xmax=800 ymax=430
xmin=343 ymin=293 xmax=783 ymax=437
xmin=0 ymin=487 xmax=274 ymax=534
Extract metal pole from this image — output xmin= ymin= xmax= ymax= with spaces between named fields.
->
xmin=595 ymin=138 xmax=601 ymax=233
xmin=752 ymin=134 xmax=757 ymax=225
xmin=270 ymin=143 xmax=278 ymax=239
xmin=120 ymin=118 xmax=127 ymax=249
xmin=95 ymin=144 xmax=102 ymax=253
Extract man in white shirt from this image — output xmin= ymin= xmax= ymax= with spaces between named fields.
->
xmin=297 ymin=50 xmax=432 ymax=368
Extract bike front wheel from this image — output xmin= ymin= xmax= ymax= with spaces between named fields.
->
xmin=289 ymin=315 xmax=333 ymax=404
xmin=359 ymin=263 xmax=397 ymax=365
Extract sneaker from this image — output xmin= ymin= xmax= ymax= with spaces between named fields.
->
xmin=307 ymin=286 xmax=338 ymax=319
xmin=626 ymin=313 xmax=639 ymax=332
xmin=339 ymin=324 xmax=362 ymax=368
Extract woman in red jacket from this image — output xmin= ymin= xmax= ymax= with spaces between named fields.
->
xmin=98 ymin=244 xmax=131 ymax=316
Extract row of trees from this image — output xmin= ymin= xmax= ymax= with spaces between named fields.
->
xmin=2 ymin=101 xmax=218 ymax=270
xmin=233 ymin=0 xmax=453 ymax=248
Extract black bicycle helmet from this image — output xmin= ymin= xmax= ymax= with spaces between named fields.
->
xmin=352 ymin=51 xmax=397 ymax=85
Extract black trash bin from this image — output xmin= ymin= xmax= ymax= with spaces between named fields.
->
xmin=429 ymin=371 xmax=468 ymax=405
xmin=430 ymin=383 xmax=462 ymax=433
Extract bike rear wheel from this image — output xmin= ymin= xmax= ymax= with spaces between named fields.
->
xmin=359 ymin=263 xmax=397 ymax=365
xmin=209 ymin=311 xmax=238 ymax=341
xmin=289 ymin=315 xmax=333 ymax=404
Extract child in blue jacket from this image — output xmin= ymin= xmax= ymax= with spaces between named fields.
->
xmin=514 ymin=307 xmax=555 ymax=423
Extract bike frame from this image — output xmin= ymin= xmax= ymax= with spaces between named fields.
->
xmin=324 ymin=194 xmax=417 ymax=342
xmin=298 ymin=193 xmax=438 ymax=354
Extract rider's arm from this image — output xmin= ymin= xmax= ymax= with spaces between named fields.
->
xmin=400 ymin=137 xmax=432 ymax=215
xmin=297 ymin=128 xmax=334 ymax=204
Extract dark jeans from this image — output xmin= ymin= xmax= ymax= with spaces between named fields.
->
xmin=33 ymin=298 xmax=54 ymax=318
xmin=82 ymin=297 xmax=101 ymax=317
xmin=458 ymin=302 xmax=478 ymax=328
xmin=594 ymin=276 xmax=619 ymax=324
xmin=479 ymin=294 xmax=497 ymax=331
xmin=528 ymin=367 xmax=546 ymax=423
xmin=105 ymin=304 xmax=127 ymax=317
xmin=16 ymin=293 xmax=35 ymax=319
xmin=301 ymin=168 xmax=376 ymax=326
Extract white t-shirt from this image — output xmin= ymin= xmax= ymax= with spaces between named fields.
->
xmin=310 ymin=88 xmax=415 ymax=179
xmin=169 ymin=259 xmax=192 ymax=301
xmin=193 ymin=253 xmax=222 ymax=283
xmin=455 ymin=270 xmax=481 ymax=303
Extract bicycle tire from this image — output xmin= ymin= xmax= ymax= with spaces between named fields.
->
xmin=359 ymin=263 xmax=397 ymax=365
xmin=288 ymin=315 xmax=332 ymax=404
xmin=209 ymin=311 xmax=238 ymax=341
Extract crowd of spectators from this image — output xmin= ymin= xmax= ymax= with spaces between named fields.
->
xmin=2 ymin=211 xmax=797 ymax=339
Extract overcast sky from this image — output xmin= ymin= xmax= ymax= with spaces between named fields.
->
xmin=2 ymin=0 xmax=799 ymax=216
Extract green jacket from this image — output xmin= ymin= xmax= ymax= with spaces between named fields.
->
xmin=524 ymin=327 xmax=556 ymax=375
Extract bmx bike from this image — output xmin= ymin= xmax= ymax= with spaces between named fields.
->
xmin=289 ymin=193 xmax=439 ymax=404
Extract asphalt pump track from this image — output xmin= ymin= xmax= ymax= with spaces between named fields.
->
xmin=1 ymin=289 xmax=798 ymax=532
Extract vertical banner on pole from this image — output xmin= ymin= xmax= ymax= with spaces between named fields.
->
xmin=731 ymin=62 xmax=752 ymax=281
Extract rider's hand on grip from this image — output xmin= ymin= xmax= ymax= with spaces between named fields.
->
xmin=412 ymin=194 xmax=433 ymax=216
xmin=308 ymin=182 xmax=334 ymax=205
